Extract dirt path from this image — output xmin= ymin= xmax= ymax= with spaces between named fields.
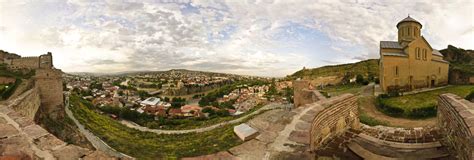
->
xmin=359 ymin=85 xmax=436 ymax=128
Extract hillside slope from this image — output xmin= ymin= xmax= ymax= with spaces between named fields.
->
xmin=289 ymin=59 xmax=379 ymax=85
xmin=439 ymin=45 xmax=474 ymax=84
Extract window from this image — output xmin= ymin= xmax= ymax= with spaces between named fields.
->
xmin=415 ymin=48 xmax=420 ymax=60
xmin=414 ymin=27 xmax=418 ymax=37
xmin=422 ymin=49 xmax=427 ymax=60
xmin=395 ymin=66 xmax=399 ymax=76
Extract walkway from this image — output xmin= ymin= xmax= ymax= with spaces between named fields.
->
xmin=64 ymin=94 xmax=133 ymax=159
xmin=119 ymin=103 xmax=288 ymax=134
xmin=359 ymin=85 xmax=437 ymax=128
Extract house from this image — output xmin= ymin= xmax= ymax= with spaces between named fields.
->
xmin=168 ymin=108 xmax=183 ymax=117
xmin=140 ymin=97 xmax=160 ymax=106
xmin=181 ymin=105 xmax=202 ymax=117
xmin=379 ymin=16 xmax=449 ymax=92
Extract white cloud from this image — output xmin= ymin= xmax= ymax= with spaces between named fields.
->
xmin=0 ymin=0 xmax=472 ymax=77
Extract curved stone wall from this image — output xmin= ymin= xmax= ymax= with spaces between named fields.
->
xmin=309 ymin=94 xmax=359 ymax=150
xmin=438 ymin=93 xmax=474 ymax=160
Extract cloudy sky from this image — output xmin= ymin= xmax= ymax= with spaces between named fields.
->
xmin=0 ymin=0 xmax=472 ymax=77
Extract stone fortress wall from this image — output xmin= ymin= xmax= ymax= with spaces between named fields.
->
xmin=0 ymin=51 xmax=104 ymax=159
xmin=438 ymin=93 xmax=474 ymax=160
xmin=0 ymin=77 xmax=16 ymax=84
xmin=2 ymin=52 xmax=53 ymax=70
xmin=293 ymin=80 xmax=326 ymax=107
xmin=34 ymin=69 xmax=64 ymax=116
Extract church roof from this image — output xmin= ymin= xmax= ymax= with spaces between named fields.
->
xmin=380 ymin=41 xmax=403 ymax=49
xmin=397 ymin=16 xmax=422 ymax=28
xmin=432 ymin=49 xmax=443 ymax=56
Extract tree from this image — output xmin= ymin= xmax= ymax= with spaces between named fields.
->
xmin=356 ymin=74 xmax=364 ymax=84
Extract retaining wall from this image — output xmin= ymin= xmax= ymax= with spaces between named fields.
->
xmin=438 ymin=93 xmax=474 ymax=160
xmin=309 ymin=94 xmax=359 ymax=150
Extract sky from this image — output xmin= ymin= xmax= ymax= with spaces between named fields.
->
xmin=0 ymin=0 xmax=473 ymax=77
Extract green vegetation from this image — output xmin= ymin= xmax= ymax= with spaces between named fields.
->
xmin=69 ymin=95 xmax=244 ymax=159
xmin=320 ymin=84 xmax=363 ymax=97
xmin=466 ymin=90 xmax=474 ymax=101
xmin=289 ymin=59 xmax=378 ymax=81
xmin=0 ymin=63 xmax=36 ymax=79
xmin=358 ymin=96 xmax=390 ymax=126
xmin=377 ymin=85 xmax=474 ymax=119
xmin=198 ymin=80 xmax=268 ymax=107
xmin=0 ymin=79 xmax=21 ymax=100
xmin=440 ymin=45 xmax=474 ymax=76
xmin=359 ymin=112 xmax=390 ymax=126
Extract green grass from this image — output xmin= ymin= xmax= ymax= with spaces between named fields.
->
xmin=290 ymin=59 xmax=378 ymax=79
xmin=378 ymin=85 xmax=474 ymax=118
xmin=359 ymin=112 xmax=390 ymax=126
xmin=69 ymin=95 xmax=245 ymax=159
xmin=320 ymin=84 xmax=364 ymax=97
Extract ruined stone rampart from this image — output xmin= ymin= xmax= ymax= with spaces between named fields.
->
xmin=8 ymin=86 xmax=41 ymax=120
xmin=293 ymin=80 xmax=326 ymax=107
xmin=309 ymin=94 xmax=359 ymax=150
xmin=4 ymin=52 xmax=53 ymax=70
xmin=438 ymin=93 xmax=474 ymax=160
xmin=34 ymin=69 xmax=64 ymax=115
xmin=0 ymin=77 xmax=15 ymax=84
xmin=0 ymin=97 xmax=114 ymax=159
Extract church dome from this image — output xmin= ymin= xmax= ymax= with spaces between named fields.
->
xmin=397 ymin=16 xmax=422 ymax=28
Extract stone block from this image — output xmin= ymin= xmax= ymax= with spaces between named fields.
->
xmin=34 ymin=134 xmax=66 ymax=151
xmin=295 ymin=122 xmax=311 ymax=131
xmin=0 ymin=123 xmax=19 ymax=138
xmin=23 ymin=124 xmax=49 ymax=139
xmin=52 ymin=145 xmax=92 ymax=160
xmin=289 ymin=130 xmax=309 ymax=144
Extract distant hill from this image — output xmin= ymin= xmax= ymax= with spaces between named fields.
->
xmin=288 ymin=59 xmax=379 ymax=84
xmin=439 ymin=45 xmax=474 ymax=84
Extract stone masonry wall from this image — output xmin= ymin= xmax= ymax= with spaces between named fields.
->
xmin=10 ymin=57 xmax=39 ymax=69
xmin=438 ymin=93 xmax=474 ymax=160
xmin=293 ymin=80 xmax=326 ymax=107
xmin=0 ymin=77 xmax=16 ymax=84
xmin=34 ymin=69 xmax=64 ymax=116
xmin=8 ymin=86 xmax=41 ymax=120
xmin=309 ymin=94 xmax=359 ymax=150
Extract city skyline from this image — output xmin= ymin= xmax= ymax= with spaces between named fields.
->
xmin=0 ymin=0 xmax=473 ymax=77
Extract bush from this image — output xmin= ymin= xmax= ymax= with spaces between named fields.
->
xmin=359 ymin=113 xmax=389 ymax=126
xmin=376 ymin=95 xmax=436 ymax=119
xmin=1 ymin=79 xmax=21 ymax=100
xmin=466 ymin=90 xmax=474 ymax=101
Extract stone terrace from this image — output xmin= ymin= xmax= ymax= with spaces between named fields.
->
xmin=0 ymin=105 xmax=117 ymax=159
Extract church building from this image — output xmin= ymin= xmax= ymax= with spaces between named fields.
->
xmin=379 ymin=16 xmax=449 ymax=92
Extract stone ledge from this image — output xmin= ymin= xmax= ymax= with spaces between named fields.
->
xmin=23 ymin=124 xmax=50 ymax=139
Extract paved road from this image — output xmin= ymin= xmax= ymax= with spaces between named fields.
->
xmin=120 ymin=103 xmax=290 ymax=134
xmin=64 ymin=94 xmax=133 ymax=159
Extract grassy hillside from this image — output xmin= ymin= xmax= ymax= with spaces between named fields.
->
xmin=439 ymin=45 xmax=474 ymax=84
xmin=289 ymin=59 xmax=379 ymax=83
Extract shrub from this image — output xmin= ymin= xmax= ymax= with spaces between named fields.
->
xmin=359 ymin=113 xmax=389 ymax=126
xmin=375 ymin=96 xmax=404 ymax=117
xmin=376 ymin=95 xmax=437 ymax=119
xmin=466 ymin=90 xmax=474 ymax=101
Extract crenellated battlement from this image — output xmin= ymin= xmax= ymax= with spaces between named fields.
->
xmin=1 ymin=52 xmax=53 ymax=70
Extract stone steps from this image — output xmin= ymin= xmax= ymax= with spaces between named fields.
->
xmin=347 ymin=133 xmax=452 ymax=160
